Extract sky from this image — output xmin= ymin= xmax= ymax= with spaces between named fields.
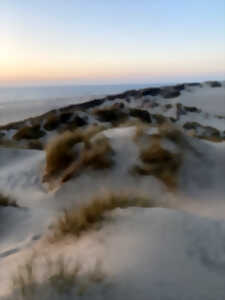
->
xmin=0 ymin=0 xmax=225 ymax=86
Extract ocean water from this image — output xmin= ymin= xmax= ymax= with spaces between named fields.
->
xmin=0 ymin=84 xmax=156 ymax=125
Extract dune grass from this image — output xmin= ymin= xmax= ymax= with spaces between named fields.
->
xmin=43 ymin=114 xmax=60 ymax=131
xmin=52 ymin=191 xmax=155 ymax=240
xmin=133 ymin=126 xmax=182 ymax=190
xmin=12 ymin=254 xmax=105 ymax=299
xmin=0 ymin=193 xmax=18 ymax=207
xmin=43 ymin=126 xmax=112 ymax=183
xmin=61 ymin=135 xmax=114 ymax=183
xmin=43 ymin=130 xmax=84 ymax=181
xmin=92 ymin=106 xmax=128 ymax=124
xmin=13 ymin=124 xmax=45 ymax=141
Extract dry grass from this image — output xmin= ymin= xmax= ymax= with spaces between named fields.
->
xmin=26 ymin=140 xmax=44 ymax=150
xmin=43 ymin=114 xmax=60 ymax=131
xmin=0 ymin=139 xmax=25 ymax=149
xmin=61 ymin=135 xmax=114 ymax=183
xmin=196 ymin=135 xmax=225 ymax=143
xmin=92 ymin=106 xmax=128 ymax=124
xmin=133 ymin=129 xmax=182 ymax=190
xmin=52 ymin=191 xmax=155 ymax=240
xmin=0 ymin=193 xmax=18 ymax=207
xmin=12 ymin=254 xmax=105 ymax=299
xmin=43 ymin=130 xmax=85 ymax=181
xmin=43 ymin=125 xmax=109 ymax=183
xmin=13 ymin=124 xmax=45 ymax=141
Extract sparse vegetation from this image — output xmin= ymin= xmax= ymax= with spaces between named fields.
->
xmin=11 ymin=254 xmax=105 ymax=299
xmin=152 ymin=114 xmax=167 ymax=125
xmin=43 ymin=125 xmax=110 ymax=183
xmin=43 ymin=114 xmax=60 ymax=131
xmin=13 ymin=124 xmax=45 ymax=140
xmin=133 ymin=127 xmax=182 ymax=190
xmin=52 ymin=191 xmax=154 ymax=240
xmin=61 ymin=135 xmax=114 ymax=183
xmin=129 ymin=108 xmax=152 ymax=123
xmin=26 ymin=140 xmax=44 ymax=150
xmin=197 ymin=135 xmax=225 ymax=143
xmin=0 ymin=193 xmax=18 ymax=207
xmin=43 ymin=130 xmax=85 ymax=181
xmin=93 ymin=106 xmax=128 ymax=124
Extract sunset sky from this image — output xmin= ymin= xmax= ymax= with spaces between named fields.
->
xmin=0 ymin=0 xmax=225 ymax=85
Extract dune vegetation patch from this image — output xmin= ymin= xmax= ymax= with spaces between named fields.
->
xmin=52 ymin=191 xmax=156 ymax=240
xmin=26 ymin=140 xmax=44 ymax=150
xmin=13 ymin=124 xmax=45 ymax=141
xmin=43 ymin=125 xmax=111 ymax=184
xmin=92 ymin=106 xmax=128 ymax=124
xmin=11 ymin=254 xmax=105 ymax=300
xmin=197 ymin=135 xmax=225 ymax=143
xmin=61 ymin=135 xmax=114 ymax=183
xmin=0 ymin=193 xmax=18 ymax=207
xmin=43 ymin=130 xmax=86 ymax=182
xmin=133 ymin=127 xmax=182 ymax=190
xmin=43 ymin=113 xmax=60 ymax=131
xmin=129 ymin=108 xmax=152 ymax=123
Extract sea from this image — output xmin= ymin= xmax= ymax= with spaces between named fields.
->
xmin=0 ymin=84 xmax=161 ymax=126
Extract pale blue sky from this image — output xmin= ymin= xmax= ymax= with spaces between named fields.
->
xmin=0 ymin=0 xmax=225 ymax=85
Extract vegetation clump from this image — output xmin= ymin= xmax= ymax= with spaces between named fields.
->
xmin=129 ymin=108 xmax=152 ymax=123
xmin=133 ymin=127 xmax=182 ymax=190
xmin=0 ymin=193 xmax=18 ymax=207
xmin=13 ymin=124 xmax=45 ymax=141
xmin=43 ymin=114 xmax=60 ymax=131
xmin=12 ymin=254 xmax=105 ymax=299
xmin=61 ymin=135 xmax=114 ymax=183
xmin=53 ymin=191 xmax=154 ymax=239
xmin=26 ymin=140 xmax=44 ymax=150
xmin=43 ymin=130 xmax=84 ymax=181
xmin=43 ymin=125 xmax=111 ymax=183
xmin=93 ymin=106 xmax=128 ymax=124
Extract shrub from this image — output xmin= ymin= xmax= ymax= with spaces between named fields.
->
xmin=0 ymin=193 xmax=18 ymax=207
xmin=52 ymin=191 xmax=154 ymax=239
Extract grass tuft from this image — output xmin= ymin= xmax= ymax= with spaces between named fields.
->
xmin=13 ymin=124 xmax=45 ymax=141
xmin=43 ymin=130 xmax=85 ymax=181
xmin=52 ymin=191 xmax=155 ymax=240
xmin=0 ymin=193 xmax=18 ymax=207
xmin=133 ymin=127 xmax=182 ymax=190
xmin=43 ymin=126 xmax=113 ymax=184
xmin=11 ymin=254 xmax=105 ymax=299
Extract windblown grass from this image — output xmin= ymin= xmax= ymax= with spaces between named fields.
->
xmin=133 ymin=127 xmax=182 ymax=190
xmin=43 ymin=130 xmax=84 ymax=181
xmin=52 ymin=191 xmax=155 ymax=240
xmin=0 ymin=193 xmax=18 ymax=207
xmin=11 ymin=254 xmax=105 ymax=299
xmin=43 ymin=114 xmax=60 ymax=131
xmin=43 ymin=126 xmax=112 ymax=183
xmin=61 ymin=135 xmax=114 ymax=183
xmin=93 ymin=106 xmax=128 ymax=124
xmin=13 ymin=124 xmax=45 ymax=141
